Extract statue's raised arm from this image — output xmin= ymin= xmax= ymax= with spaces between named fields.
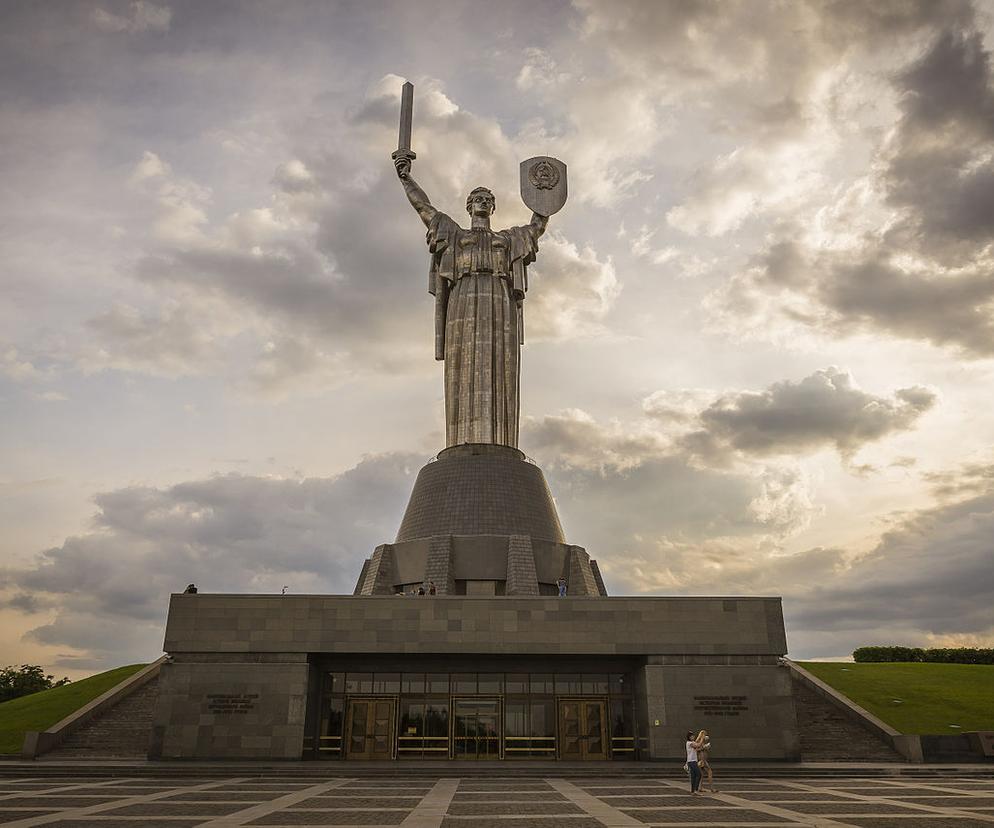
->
xmin=394 ymin=156 xmax=437 ymax=228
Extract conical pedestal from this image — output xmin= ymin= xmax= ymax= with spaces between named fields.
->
xmin=354 ymin=444 xmax=606 ymax=596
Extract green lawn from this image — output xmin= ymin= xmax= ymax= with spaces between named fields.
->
xmin=0 ymin=664 xmax=147 ymax=754
xmin=798 ymin=662 xmax=994 ymax=734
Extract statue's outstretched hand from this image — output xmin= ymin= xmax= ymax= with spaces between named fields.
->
xmin=394 ymin=156 xmax=412 ymax=179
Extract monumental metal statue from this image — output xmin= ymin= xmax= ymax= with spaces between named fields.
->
xmin=392 ymin=81 xmax=567 ymax=449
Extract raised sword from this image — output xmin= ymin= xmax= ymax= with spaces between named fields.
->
xmin=391 ymin=81 xmax=416 ymax=170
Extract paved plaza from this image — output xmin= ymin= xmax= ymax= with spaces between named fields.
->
xmin=1 ymin=773 xmax=994 ymax=828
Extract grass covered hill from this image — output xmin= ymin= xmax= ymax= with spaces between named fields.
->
xmin=799 ymin=662 xmax=994 ymax=734
xmin=0 ymin=663 xmax=147 ymax=754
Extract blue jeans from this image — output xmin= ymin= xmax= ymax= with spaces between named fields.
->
xmin=688 ymin=760 xmax=701 ymax=792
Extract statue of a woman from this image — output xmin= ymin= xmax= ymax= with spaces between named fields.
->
xmin=395 ymin=154 xmax=549 ymax=449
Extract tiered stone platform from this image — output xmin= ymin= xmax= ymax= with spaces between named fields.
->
xmin=354 ymin=444 xmax=606 ymax=596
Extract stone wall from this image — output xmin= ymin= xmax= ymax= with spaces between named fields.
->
xmin=153 ymin=593 xmax=795 ymax=760
xmin=640 ymin=663 xmax=799 ymax=761
xmin=164 ymin=594 xmax=787 ymax=656
xmin=149 ymin=655 xmax=308 ymax=760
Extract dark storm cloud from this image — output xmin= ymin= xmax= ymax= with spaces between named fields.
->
xmin=789 ymin=482 xmax=994 ymax=648
xmin=674 ymin=368 xmax=936 ymax=461
xmin=885 ymin=29 xmax=994 ymax=259
xmin=523 ymin=409 xmax=817 ymax=542
xmin=924 ymin=459 xmax=994 ymax=497
xmin=3 ymin=453 xmax=419 ymax=667
xmin=821 ymin=254 xmax=994 ymax=354
xmin=739 ymin=234 xmax=994 ymax=356
xmin=527 ymin=411 xmax=993 ymax=656
xmin=720 ymin=19 xmax=994 ymax=353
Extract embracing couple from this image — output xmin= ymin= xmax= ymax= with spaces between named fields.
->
xmin=685 ymin=729 xmax=716 ymax=794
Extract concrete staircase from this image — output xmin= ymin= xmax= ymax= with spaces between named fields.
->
xmin=793 ymin=675 xmax=903 ymax=762
xmin=48 ymin=676 xmax=159 ymax=758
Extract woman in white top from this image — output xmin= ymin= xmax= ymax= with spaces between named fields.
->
xmin=685 ymin=730 xmax=705 ymax=794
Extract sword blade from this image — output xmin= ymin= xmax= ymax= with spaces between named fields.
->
xmin=398 ymin=81 xmax=414 ymax=152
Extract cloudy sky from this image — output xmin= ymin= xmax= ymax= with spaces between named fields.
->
xmin=2 ymin=0 xmax=993 ymax=675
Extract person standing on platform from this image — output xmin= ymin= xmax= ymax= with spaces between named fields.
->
xmin=685 ymin=730 xmax=705 ymax=794
xmin=557 ymin=577 xmax=567 ymax=597
xmin=428 ymin=581 xmax=437 ymax=595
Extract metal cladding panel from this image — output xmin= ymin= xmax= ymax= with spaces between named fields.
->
xmin=396 ymin=444 xmax=565 ymax=543
xmin=163 ymin=594 xmax=789 ymax=657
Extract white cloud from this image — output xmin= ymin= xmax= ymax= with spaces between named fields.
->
xmin=128 ymin=151 xmax=210 ymax=245
xmin=515 ymin=48 xmax=570 ymax=92
xmin=92 ymin=1 xmax=171 ymax=34
xmin=525 ymin=233 xmax=619 ymax=342
xmin=0 ymin=347 xmax=43 ymax=382
xmin=83 ymin=301 xmax=229 ymax=378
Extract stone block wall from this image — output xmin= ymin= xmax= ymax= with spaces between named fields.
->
xmin=639 ymin=661 xmax=800 ymax=760
xmin=155 ymin=594 xmax=796 ymax=761
xmin=149 ymin=655 xmax=308 ymax=760
xmin=355 ymin=534 xmax=607 ymax=596
xmin=424 ymin=535 xmax=456 ymax=594
xmin=164 ymin=594 xmax=787 ymax=656
xmin=505 ymin=535 xmax=539 ymax=595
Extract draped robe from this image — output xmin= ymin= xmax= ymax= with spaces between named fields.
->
xmin=426 ymin=212 xmax=541 ymax=448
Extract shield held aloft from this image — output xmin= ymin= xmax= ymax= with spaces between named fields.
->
xmin=520 ymin=156 xmax=567 ymax=216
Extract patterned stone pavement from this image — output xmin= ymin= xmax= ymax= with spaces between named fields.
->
xmin=0 ymin=774 xmax=993 ymax=828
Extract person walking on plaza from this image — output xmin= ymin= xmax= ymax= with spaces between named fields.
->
xmin=557 ymin=577 xmax=567 ymax=597
xmin=696 ymin=729 xmax=716 ymax=792
xmin=685 ymin=730 xmax=705 ymax=794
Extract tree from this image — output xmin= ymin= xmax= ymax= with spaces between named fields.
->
xmin=0 ymin=664 xmax=71 ymax=703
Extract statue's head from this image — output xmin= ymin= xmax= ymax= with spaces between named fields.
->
xmin=466 ymin=187 xmax=496 ymax=217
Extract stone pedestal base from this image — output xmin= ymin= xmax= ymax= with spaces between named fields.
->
xmin=354 ymin=444 xmax=607 ymax=596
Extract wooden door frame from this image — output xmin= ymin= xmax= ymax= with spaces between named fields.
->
xmin=557 ymin=697 xmax=610 ymax=760
xmin=344 ymin=696 xmax=398 ymax=760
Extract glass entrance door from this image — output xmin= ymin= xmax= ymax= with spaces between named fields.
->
xmin=345 ymin=698 xmax=395 ymax=760
xmin=558 ymin=699 xmax=609 ymax=760
xmin=452 ymin=698 xmax=501 ymax=759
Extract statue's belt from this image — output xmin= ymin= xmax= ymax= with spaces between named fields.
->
xmin=453 ymin=269 xmax=509 ymax=280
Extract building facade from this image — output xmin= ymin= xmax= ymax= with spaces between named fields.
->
xmin=150 ymin=439 xmax=798 ymax=762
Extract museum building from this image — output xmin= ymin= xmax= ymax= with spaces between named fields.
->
xmin=150 ymin=444 xmax=799 ymax=762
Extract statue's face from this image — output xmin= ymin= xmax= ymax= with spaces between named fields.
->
xmin=468 ymin=190 xmax=495 ymax=217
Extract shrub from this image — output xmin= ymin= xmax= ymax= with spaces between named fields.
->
xmin=853 ymin=646 xmax=994 ymax=664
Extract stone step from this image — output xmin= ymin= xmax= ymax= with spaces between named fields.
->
xmin=49 ymin=676 xmax=159 ymax=758
xmin=3 ymin=762 xmax=991 ymax=779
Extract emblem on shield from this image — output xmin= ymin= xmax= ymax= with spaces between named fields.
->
xmin=520 ymin=155 xmax=567 ymax=216
xmin=529 ymin=159 xmax=560 ymax=189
